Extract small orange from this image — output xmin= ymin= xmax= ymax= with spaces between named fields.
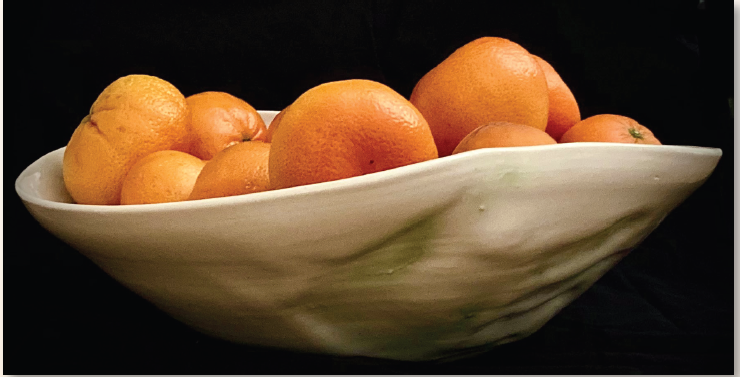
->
xmin=263 ymin=105 xmax=290 ymax=143
xmin=268 ymin=79 xmax=438 ymax=190
xmin=559 ymin=114 xmax=662 ymax=145
xmin=410 ymin=37 xmax=550 ymax=157
xmin=120 ymin=150 xmax=206 ymax=205
xmin=188 ymin=141 xmax=271 ymax=200
xmin=186 ymin=91 xmax=268 ymax=160
xmin=63 ymin=74 xmax=191 ymax=205
xmin=452 ymin=121 xmax=557 ymax=154
xmin=532 ymin=55 xmax=581 ymax=141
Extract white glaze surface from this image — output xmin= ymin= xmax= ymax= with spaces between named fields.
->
xmin=16 ymin=111 xmax=722 ymax=360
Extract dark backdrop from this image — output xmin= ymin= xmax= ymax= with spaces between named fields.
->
xmin=6 ymin=0 xmax=733 ymax=374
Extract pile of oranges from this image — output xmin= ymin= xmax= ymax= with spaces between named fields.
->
xmin=62 ymin=36 xmax=662 ymax=206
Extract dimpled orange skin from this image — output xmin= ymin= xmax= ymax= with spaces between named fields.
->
xmin=452 ymin=121 xmax=557 ymax=154
xmin=63 ymin=75 xmax=191 ymax=205
xmin=410 ymin=37 xmax=550 ymax=157
xmin=186 ymin=91 xmax=268 ymax=160
xmin=120 ymin=150 xmax=206 ymax=205
xmin=263 ymin=105 xmax=289 ymax=143
xmin=559 ymin=114 xmax=662 ymax=145
xmin=268 ymin=79 xmax=439 ymax=190
xmin=532 ymin=55 xmax=581 ymax=141
xmin=188 ymin=141 xmax=271 ymax=200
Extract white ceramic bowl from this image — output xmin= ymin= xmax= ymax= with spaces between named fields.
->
xmin=16 ymin=111 xmax=722 ymax=361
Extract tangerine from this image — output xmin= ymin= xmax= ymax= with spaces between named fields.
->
xmin=189 ymin=141 xmax=271 ymax=200
xmin=268 ymin=79 xmax=438 ymax=190
xmin=532 ymin=55 xmax=581 ymax=141
xmin=186 ymin=91 xmax=268 ymax=160
xmin=62 ymin=74 xmax=191 ymax=205
xmin=263 ymin=105 xmax=289 ymax=143
xmin=559 ymin=114 xmax=662 ymax=145
xmin=120 ymin=150 xmax=205 ymax=205
xmin=452 ymin=121 xmax=557 ymax=154
xmin=410 ymin=37 xmax=549 ymax=156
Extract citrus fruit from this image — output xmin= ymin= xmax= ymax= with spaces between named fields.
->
xmin=63 ymin=74 xmax=191 ymax=205
xmin=532 ymin=55 xmax=581 ymax=141
xmin=268 ymin=79 xmax=438 ymax=190
xmin=188 ymin=141 xmax=271 ymax=200
xmin=264 ymin=105 xmax=289 ymax=143
xmin=452 ymin=121 xmax=557 ymax=154
xmin=559 ymin=114 xmax=662 ymax=145
xmin=120 ymin=150 xmax=206 ymax=205
xmin=410 ymin=37 xmax=549 ymax=157
xmin=186 ymin=91 xmax=268 ymax=160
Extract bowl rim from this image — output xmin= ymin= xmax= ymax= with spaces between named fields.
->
xmin=16 ymin=140 xmax=722 ymax=215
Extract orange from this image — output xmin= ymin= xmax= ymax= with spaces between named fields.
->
xmin=186 ymin=91 xmax=268 ymax=160
xmin=63 ymin=74 xmax=191 ymax=205
xmin=263 ymin=105 xmax=289 ymax=143
xmin=452 ymin=121 xmax=557 ymax=154
xmin=410 ymin=37 xmax=549 ymax=157
xmin=559 ymin=114 xmax=662 ymax=145
xmin=120 ymin=150 xmax=206 ymax=205
xmin=188 ymin=141 xmax=271 ymax=200
xmin=532 ymin=55 xmax=581 ymax=141
xmin=268 ymin=79 xmax=438 ymax=190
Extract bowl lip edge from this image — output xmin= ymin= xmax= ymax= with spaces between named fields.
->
xmin=16 ymin=122 xmax=723 ymax=214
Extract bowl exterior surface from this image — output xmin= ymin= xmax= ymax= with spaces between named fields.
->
xmin=16 ymin=111 xmax=721 ymax=360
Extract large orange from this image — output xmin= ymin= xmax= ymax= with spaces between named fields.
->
xmin=268 ymin=79 xmax=438 ymax=190
xmin=452 ymin=121 xmax=557 ymax=155
xmin=120 ymin=150 xmax=206 ymax=205
xmin=532 ymin=55 xmax=581 ymax=141
xmin=189 ymin=141 xmax=271 ymax=200
xmin=186 ymin=91 xmax=268 ymax=160
xmin=559 ymin=114 xmax=662 ymax=145
xmin=410 ymin=37 xmax=549 ymax=157
xmin=63 ymin=74 xmax=191 ymax=205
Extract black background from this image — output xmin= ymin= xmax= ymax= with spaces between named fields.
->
xmin=6 ymin=0 xmax=734 ymax=374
